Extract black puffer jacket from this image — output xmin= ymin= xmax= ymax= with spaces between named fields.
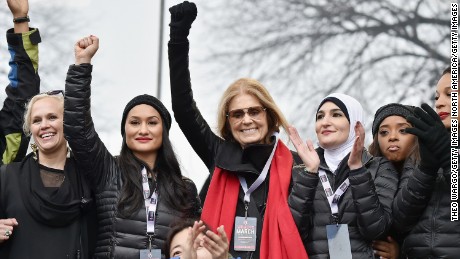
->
xmin=63 ymin=64 xmax=201 ymax=259
xmin=393 ymin=162 xmax=460 ymax=258
xmin=295 ymin=148 xmax=398 ymax=259
xmin=169 ymin=41 xmax=312 ymax=259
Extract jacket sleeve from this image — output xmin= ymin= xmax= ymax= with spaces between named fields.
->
xmin=64 ymin=64 xmax=116 ymax=188
xmin=0 ymin=28 xmax=40 ymax=164
xmin=392 ymin=161 xmax=437 ymax=233
xmin=168 ymin=41 xmax=222 ymax=173
xmin=288 ymin=165 xmax=319 ymax=246
xmin=349 ymin=158 xmax=398 ymax=240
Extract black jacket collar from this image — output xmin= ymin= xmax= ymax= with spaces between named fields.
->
xmin=215 ymin=138 xmax=275 ymax=177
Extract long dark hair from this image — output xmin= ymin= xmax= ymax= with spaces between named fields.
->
xmin=117 ymin=123 xmax=194 ymax=218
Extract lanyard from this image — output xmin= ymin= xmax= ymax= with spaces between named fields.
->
xmin=141 ymin=167 xmax=158 ymax=235
xmin=238 ymin=133 xmax=279 ymax=216
xmin=318 ymin=169 xmax=349 ymax=215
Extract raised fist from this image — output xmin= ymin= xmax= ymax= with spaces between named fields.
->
xmin=74 ymin=35 xmax=99 ymax=65
xmin=7 ymin=0 xmax=29 ymax=18
xmin=169 ymin=1 xmax=197 ymax=43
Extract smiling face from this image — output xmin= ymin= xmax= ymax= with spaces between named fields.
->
xmin=30 ymin=97 xmax=67 ymax=156
xmin=377 ymin=115 xmax=416 ymax=163
xmin=124 ymin=104 xmax=163 ymax=163
xmin=435 ymin=73 xmax=455 ymax=129
xmin=169 ymin=228 xmax=213 ymax=259
xmin=315 ymin=101 xmax=350 ymax=149
xmin=227 ymin=93 xmax=268 ymax=148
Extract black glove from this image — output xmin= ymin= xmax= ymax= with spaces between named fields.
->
xmin=169 ymin=1 xmax=197 ymax=43
xmin=405 ymin=103 xmax=450 ymax=173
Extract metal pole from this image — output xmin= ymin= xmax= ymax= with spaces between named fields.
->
xmin=157 ymin=0 xmax=165 ymax=100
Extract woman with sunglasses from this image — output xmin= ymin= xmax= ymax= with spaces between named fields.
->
xmin=1 ymin=1 xmax=94 ymax=258
xmin=168 ymin=2 xmax=309 ymax=259
xmin=390 ymin=66 xmax=460 ymax=258
xmin=288 ymin=93 xmax=399 ymax=258
xmin=64 ymin=35 xmax=201 ymax=258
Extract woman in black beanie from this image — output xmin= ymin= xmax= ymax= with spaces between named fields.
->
xmin=63 ymin=36 xmax=201 ymax=258
xmin=368 ymin=103 xmax=419 ymax=259
xmin=369 ymin=103 xmax=419 ymax=173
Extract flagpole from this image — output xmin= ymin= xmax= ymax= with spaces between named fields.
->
xmin=157 ymin=0 xmax=165 ymax=100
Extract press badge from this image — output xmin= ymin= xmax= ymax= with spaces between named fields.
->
xmin=139 ymin=249 xmax=161 ymax=259
xmin=326 ymin=224 xmax=352 ymax=259
xmin=234 ymin=216 xmax=257 ymax=251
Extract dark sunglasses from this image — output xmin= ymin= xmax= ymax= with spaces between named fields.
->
xmin=226 ymin=106 xmax=266 ymax=123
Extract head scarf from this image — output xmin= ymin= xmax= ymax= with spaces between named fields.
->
xmin=316 ymin=93 xmax=365 ymax=173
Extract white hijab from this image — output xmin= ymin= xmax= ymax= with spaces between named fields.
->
xmin=317 ymin=93 xmax=365 ymax=173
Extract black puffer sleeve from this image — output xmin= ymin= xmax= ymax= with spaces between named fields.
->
xmin=349 ymin=157 xmax=398 ymax=240
xmin=288 ymin=164 xmax=319 ymax=246
xmin=64 ymin=64 xmax=117 ymax=189
xmin=392 ymin=160 xmax=437 ymax=233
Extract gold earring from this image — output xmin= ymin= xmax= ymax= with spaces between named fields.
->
xmin=30 ymin=143 xmax=38 ymax=160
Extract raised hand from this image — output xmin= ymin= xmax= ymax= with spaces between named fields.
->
xmin=348 ymin=121 xmax=364 ymax=170
xmin=74 ymin=35 xmax=99 ymax=65
xmin=406 ymin=103 xmax=450 ymax=172
xmin=169 ymin=1 xmax=197 ymax=42
xmin=7 ymin=0 xmax=29 ymax=33
xmin=288 ymin=125 xmax=320 ymax=173
xmin=7 ymin=0 xmax=28 ymax=18
xmin=202 ymin=225 xmax=230 ymax=259
xmin=0 ymin=218 xmax=18 ymax=244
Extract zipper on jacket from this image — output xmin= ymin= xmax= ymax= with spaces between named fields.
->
xmin=430 ymin=184 xmax=440 ymax=253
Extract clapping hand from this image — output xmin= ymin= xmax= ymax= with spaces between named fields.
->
xmin=288 ymin=125 xmax=320 ymax=173
xmin=348 ymin=121 xmax=364 ymax=170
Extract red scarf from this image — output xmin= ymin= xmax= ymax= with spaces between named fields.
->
xmin=201 ymin=140 xmax=308 ymax=259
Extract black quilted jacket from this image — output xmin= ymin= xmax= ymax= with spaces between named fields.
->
xmin=297 ymin=149 xmax=399 ymax=259
xmin=393 ymin=161 xmax=460 ymax=258
xmin=63 ymin=64 xmax=201 ymax=259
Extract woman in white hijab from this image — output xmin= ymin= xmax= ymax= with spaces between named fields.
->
xmin=288 ymin=93 xmax=398 ymax=259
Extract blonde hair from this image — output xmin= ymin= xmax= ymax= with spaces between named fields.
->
xmin=217 ymin=78 xmax=289 ymax=143
xmin=23 ymin=93 xmax=64 ymax=136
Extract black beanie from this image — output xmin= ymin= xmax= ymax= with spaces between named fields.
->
xmin=121 ymin=94 xmax=172 ymax=136
xmin=372 ymin=103 xmax=415 ymax=137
